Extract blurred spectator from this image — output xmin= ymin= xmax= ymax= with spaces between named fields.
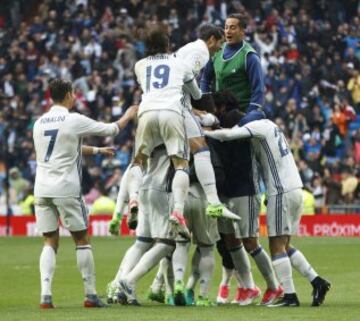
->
xmin=341 ymin=168 xmax=358 ymax=203
xmin=302 ymin=188 xmax=315 ymax=215
xmin=9 ymin=167 xmax=30 ymax=203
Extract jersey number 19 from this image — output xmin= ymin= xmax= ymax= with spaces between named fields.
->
xmin=145 ymin=64 xmax=170 ymax=92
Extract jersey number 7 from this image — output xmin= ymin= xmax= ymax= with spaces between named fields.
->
xmin=44 ymin=129 xmax=59 ymax=162
xmin=145 ymin=64 xmax=170 ymax=92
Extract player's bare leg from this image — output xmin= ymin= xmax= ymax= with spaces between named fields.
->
xmin=71 ymin=230 xmax=107 ymax=308
xmin=39 ymin=230 xmax=59 ymax=309
xmin=285 ymin=238 xmax=331 ymax=307
xmin=168 ymin=156 xmax=191 ymax=238
xmin=268 ymin=235 xmax=299 ymax=307
xmin=243 ymin=237 xmax=283 ymax=305
xmin=190 ymin=137 xmax=239 ymax=221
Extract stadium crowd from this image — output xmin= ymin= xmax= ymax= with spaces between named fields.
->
xmin=0 ymin=0 xmax=359 ymax=214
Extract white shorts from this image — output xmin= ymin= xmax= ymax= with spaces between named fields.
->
xmin=184 ymin=108 xmax=203 ymax=139
xmin=183 ymin=186 xmax=219 ymax=245
xmin=217 ymin=195 xmax=260 ymax=238
xmin=267 ymin=189 xmax=303 ymax=237
xmin=134 ymin=110 xmax=189 ymax=160
xmin=34 ymin=197 xmax=88 ymax=233
xmin=137 ymin=188 xmax=173 ymax=240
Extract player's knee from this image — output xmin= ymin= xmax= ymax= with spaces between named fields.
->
xmin=223 ymin=233 xmax=242 ymax=249
xmin=190 ymin=136 xmax=207 ymax=153
xmin=71 ymin=229 xmax=89 ymax=246
xmin=269 ymin=236 xmax=287 ymax=257
xmin=171 ymin=156 xmax=188 ymax=169
xmin=242 ymin=237 xmax=259 ymax=253
xmin=43 ymin=230 xmax=59 ymax=251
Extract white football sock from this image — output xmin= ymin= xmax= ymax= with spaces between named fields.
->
xmin=76 ymin=245 xmax=96 ymax=295
xmin=40 ymin=245 xmax=56 ymax=297
xmin=272 ymin=255 xmax=295 ymax=294
xmin=220 ymin=267 xmax=234 ymax=286
xmin=288 ymin=248 xmax=318 ymax=282
xmin=172 ymin=241 xmax=190 ymax=282
xmin=113 ymin=165 xmax=130 ymax=219
xmin=193 ymin=150 xmax=220 ymax=204
xmin=163 ymin=256 xmax=174 ymax=295
xmin=114 ymin=239 xmax=152 ymax=285
xmin=198 ymin=246 xmax=215 ymax=298
xmin=250 ymin=246 xmax=279 ymax=290
xmin=128 ymin=165 xmax=143 ymax=200
xmin=234 ymin=270 xmax=245 ymax=288
xmin=186 ymin=247 xmax=201 ymax=290
xmin=125 ymin=243 xmax=174 ymax=285
xmin=172 ymin=169 xmax=189 ymax=214
xmin=229 ymin=245 xmax=255 ymax=289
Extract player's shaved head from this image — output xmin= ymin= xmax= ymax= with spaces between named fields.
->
xmin=49 ymin=79 xmax=73 ymax=102
xmin=145 ymin=25 xmax=169 ymax=56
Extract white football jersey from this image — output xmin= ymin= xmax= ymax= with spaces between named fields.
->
xmin=177 ymin=39 xmax=209 ymax=77
xmin=243 ymin=120 xmax=303 ymax=195
xmin=177 ymin=39 xmax=209 ymax=110
xmin=135 ymin=54 xmax=195 ymax=116
xmin=33 ymin=105 xmax=119 ymax=198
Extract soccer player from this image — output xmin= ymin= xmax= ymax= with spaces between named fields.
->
xmin=211 ymin=94 xmax=282 ymax=306
xmin=118 ymin=145 xmax=177 ymax=305
xmin=33 ymin=79 xmax=137 ymax=308
xmin=205 ymin=118 xmax=331 ymax=307
xmin=176 ymin=24 xmax=237 ymax=219
xmin=171 ymin=136 xmax=222 ymax=307
xmin=127 ymin=25 xmax=202 ymax=237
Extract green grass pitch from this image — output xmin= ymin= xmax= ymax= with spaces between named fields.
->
xmin=0 ymin=237 xmax=359 ymax=321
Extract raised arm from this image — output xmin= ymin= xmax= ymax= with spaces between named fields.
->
xmin=82 ymin=146 xmax=116 ymax=156
xmin=204 ymin=125 xmax=252 ymax=142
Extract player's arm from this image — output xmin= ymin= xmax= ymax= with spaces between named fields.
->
xmin=204 ymin=125 xmax=252 ymax=141
xmin=200 ymin=59 xmax=215 ymax=93
xmin=82 ymin=146 xmax=116 ymax=156
xmin=74 ymin=105 xmax=138 ymax=137
xmin=246 ymin=53 xmax=265 ymax=113
xmin=184 ymin=77 xmax=202 ymax=100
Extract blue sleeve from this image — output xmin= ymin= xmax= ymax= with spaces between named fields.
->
xmin=200 ymin=59 xmax=215 ymax=93
xmin=246 ymin=52 xmax=265 ymax=112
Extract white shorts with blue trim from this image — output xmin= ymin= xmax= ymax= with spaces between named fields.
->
xmin=184 ymin=108 xmax=204 ymax=139
xmin=135 ymin=110 xmax=189 ymax=160
xmin=34 ymin=196 xmax=88 ymax=233
xmin=266 ymin=188 xmax=303 ymax=236
xmin=137 ymin=188 xmax=174 ymax=240
xmin=217 ymin=195 xmax=260 ymax=238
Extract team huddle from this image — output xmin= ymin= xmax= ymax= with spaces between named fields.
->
xmin=33 ymin=14 xmax=331 ymax=309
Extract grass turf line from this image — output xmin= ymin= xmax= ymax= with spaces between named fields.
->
xmin=0 ymin=237 xmax=359 ymax=321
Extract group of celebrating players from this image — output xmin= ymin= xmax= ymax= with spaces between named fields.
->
xmin=33 ymin=13 xmax=331 ymax=309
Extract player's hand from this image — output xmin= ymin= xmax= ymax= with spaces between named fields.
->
xmin=124 ymin=105 xmax=139 ymax=120
xmin=99 ymin=147 xmax=116 ymax=157
xmin=109 ymin=218 xmax=120 ymax=235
